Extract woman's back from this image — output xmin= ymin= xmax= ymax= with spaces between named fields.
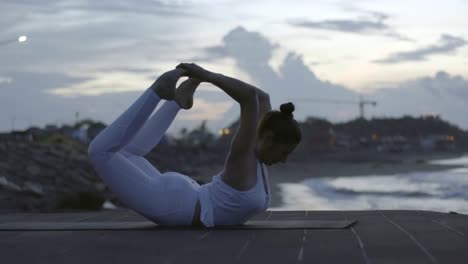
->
xmin=198 ymin=160 xmax=270 ymax=227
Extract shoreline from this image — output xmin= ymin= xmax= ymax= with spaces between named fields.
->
xmin=195 ymin=151 xmax=465 ymax=181
xmin=194 ymin=152 xmax=466 ymax=208
xmin=267 ymin=160 xmax=464 ymax=207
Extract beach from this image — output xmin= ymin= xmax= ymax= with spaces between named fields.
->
xmin=194 ymin=152 xmax=467 ymax=208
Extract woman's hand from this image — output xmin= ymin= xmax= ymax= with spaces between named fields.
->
xmin=176 ymin=63 xmax=212 ymax=81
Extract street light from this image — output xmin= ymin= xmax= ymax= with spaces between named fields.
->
xmin=0 ymin=35 xmax=28 ymax=46
xmin=18 ymin=35 xmax=27 ymax=43
xmin=218 ymin=128 xmax=231 ymax=136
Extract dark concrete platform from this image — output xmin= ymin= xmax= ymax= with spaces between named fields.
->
xmin=1 ymin=209 xmax=467 ymax=264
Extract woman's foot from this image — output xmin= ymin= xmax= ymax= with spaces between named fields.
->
xmin=151 ymin=68 xmax=187 ymax=100
xmin=175 ymin=78 xmax=201 ymax=109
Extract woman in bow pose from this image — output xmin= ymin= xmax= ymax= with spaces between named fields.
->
xmin=88 ymin=63 xmax=301 ymax=227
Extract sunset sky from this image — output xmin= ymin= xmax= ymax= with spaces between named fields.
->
xmin=1 ymin=0 xmax=467 ymax=135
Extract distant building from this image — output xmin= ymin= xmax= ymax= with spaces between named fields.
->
xmin=376 ymin=135 xmax=411 ymax=153
xmin=334 ymin=133 xmax=352 ymax=150
xmin=86 ymin=126 xmax=105 ymax=142
xmin=297 ymin=119 xmax=336 ymax=154
xmin=60 ymin=125 xmax=75 ymax=138
xmin=0 ymin=131 xmax=33 ymax=142
xmin=44 ymin=124 xmax=59 ymax=133
xmin=72 ymin=123 xmax=91 ymax=144
xmin=420 ymin=135 xmax=455 ymax=151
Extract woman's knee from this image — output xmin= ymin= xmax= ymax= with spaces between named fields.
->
xmin=87 ymin=140 xmax=115 ymax=165
xmin=87 ymin=134 xmax=118 ymax=160
xmin=88 ymin=142 xmax=103 ymax=163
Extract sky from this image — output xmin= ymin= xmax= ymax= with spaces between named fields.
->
xmin=1 ymin=0 xmax=467 ymax=136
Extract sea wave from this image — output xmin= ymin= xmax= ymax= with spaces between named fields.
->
xmin=271 ymin=154 xmax=468 ymax=213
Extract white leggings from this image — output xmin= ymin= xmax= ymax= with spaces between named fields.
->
xmin=87 ymin=87 xmax=200 ymax=226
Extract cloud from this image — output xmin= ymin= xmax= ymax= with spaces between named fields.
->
xmin=374 ymin=35 xmax=467 ymax=64
xmin=94 ymin=66 xmax=158 ymax=74
xmin=2 ymin=0 xmax=467 ymax=134
xmin=0 ymin=0 xmax=204 ymax=105
xmin=0 ymin=76 xmax=12 ymax=84
xmin=370 ymin=71 xmax=468 ymax=128
xmin=0 ymin=70 xmax=233 ymax=134
xmin=0 ymin=0 xmax=202 ymax=77
xmin=0 ymin=1 xmax=233 ymax=133
xmin=193 ymin=27 xmax=468 ymax=130
xmin=287 ymin=12 xmax=410 ymax=41
xmin=45 ymin=72 xmax=155 ymax=97
xmin=291 ymin=18 xmax=385 ymax=33
xmin=197 ymin=26 xmax=360 ymax=124
xmin=178 ymin=98 xmax=234 ymax=121
xmin=0 ymin=71 xmax=95 ymax=131
xmin=1 ymin=0 xmax=194 ymax=18
xmin=374 ymin=71 xmax=468 ymax=100
xmin=200 ymin=26 xmax=279 ymax=69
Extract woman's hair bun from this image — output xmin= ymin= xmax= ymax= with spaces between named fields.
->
xmin=280 ymin=102 xmax=295 ymax=118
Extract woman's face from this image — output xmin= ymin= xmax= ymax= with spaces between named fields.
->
xmin=256 ymin=131 xmax=297 ymax=166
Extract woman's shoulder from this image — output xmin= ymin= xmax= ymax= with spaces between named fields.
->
xmin=220 ymin=154 xmax=259 ymax=191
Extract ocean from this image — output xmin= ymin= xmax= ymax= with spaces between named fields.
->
xmin=271 ymin=155 xmax=468 ymax=213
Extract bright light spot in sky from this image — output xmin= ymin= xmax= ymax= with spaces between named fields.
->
xmin=18 ymin=35 xmax=27 ymax=42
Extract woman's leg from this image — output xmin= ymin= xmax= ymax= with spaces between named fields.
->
xmin=87 ymin=87 xmax=172 ymax=218
xmin=119 ymin=150 xmax=164 ymax=178
xmin=119 ymin=100 xmax=181 ymax=178
xmin=121 ymin=100 xmax=180 ymax=156
xmin=118 ymin=77 xmax=200 ymax=178
xmin=87 ymin=76 xmax=200 ymax=225
xmin=87 ymin=68 xmax=186 ymax=159
xmin=88 ymin=87 xmax=161 ymax=158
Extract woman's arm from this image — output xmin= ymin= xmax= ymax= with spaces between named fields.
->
xmin=205 ymin=71 xmax=272 ymax=120
xmin=176 ymin=63 xmax=257 ymax=105
xmin=256 ymin=89 xmax=272 ymax=120
xmin=177 ymin=63 xmax=273 ymax=190
xmin=177 ymin=63 xmax=259 ymax=158
xmin=176 ymin=63 xmax=271 ymax=119
xmin=209 ymin=73 xmax=271 ymax=121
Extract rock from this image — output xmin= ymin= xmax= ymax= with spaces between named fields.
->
xmin=69 ymin=170 xmax=92 ymax=186
xmin=0 ymin=176 xmax=22 ymax=192
xmin=94 ymin=183 xmax=107 ymax=192
xmin=23 ymin=181 xmax=45 ymax=196
xmin=102 ymin=199 xmax=118 ymax=210
xmin=46 ymin=147 xmax=64 ymax=158
xmin=0 ymin=161 xmax=9 ymax=170
xmin=56 ymin=191 xmax=105 ymax=211
xmin=26 ymin=164 xmax=41 ymax=176
xmin=0 ymin=137 xmax=228 ymax=212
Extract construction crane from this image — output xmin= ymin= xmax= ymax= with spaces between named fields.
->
xmin=291 ymin=95 xmax=377 ymax=119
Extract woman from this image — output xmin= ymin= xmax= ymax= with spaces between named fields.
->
xmin=87 ymin=63 xmax=302 ymax=227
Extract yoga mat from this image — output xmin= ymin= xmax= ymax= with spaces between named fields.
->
xmin=0 ymin=220 xmax=356 ymax=230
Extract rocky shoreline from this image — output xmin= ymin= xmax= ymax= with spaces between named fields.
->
xmin=0 ymin=137 xmax=227 ymax=213
xmin=1 ymin=137 xmax=463 ymax=213
xmin=1 ymin=139 xmax=109 ymax=212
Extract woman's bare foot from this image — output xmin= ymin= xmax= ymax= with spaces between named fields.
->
xmin=151 ymin=68 xmax=187 ymax=100
xmin=175 ymin=78 xmax=201 ymax=109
